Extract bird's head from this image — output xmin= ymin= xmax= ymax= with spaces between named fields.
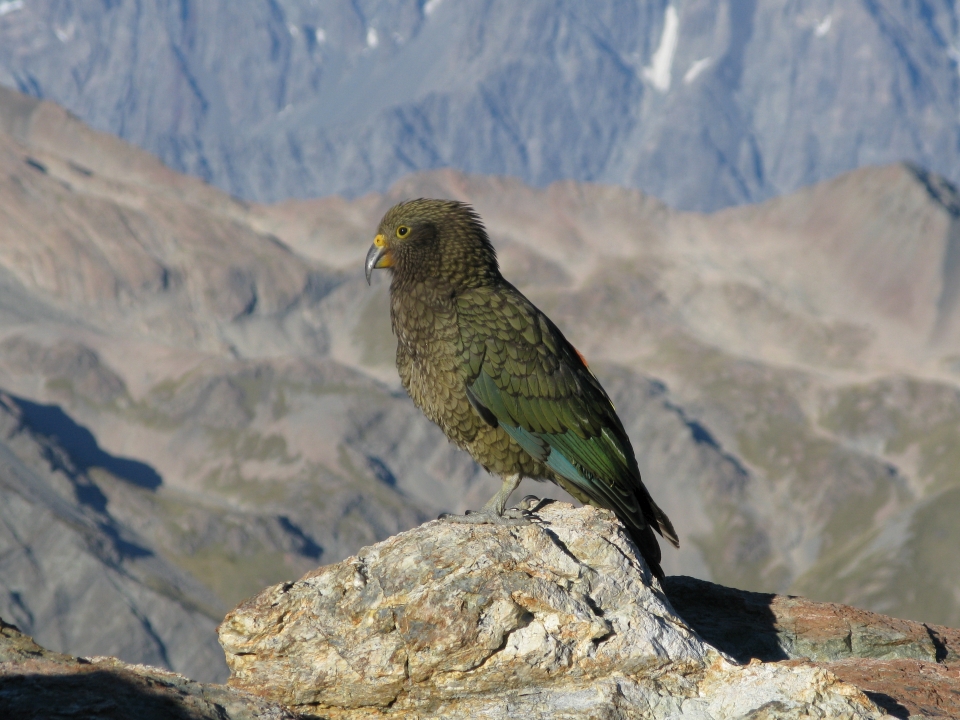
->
xmin=365 ymin=199 xmax=500 ymax=289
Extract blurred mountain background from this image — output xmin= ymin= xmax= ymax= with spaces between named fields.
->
xmin=1 ymin=0 xmax=959 ymax=684
xmin=1 ymin=0 xmax=958 ymax=210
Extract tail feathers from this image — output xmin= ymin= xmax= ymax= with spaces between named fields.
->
xmin=629 ymin=523 xmax=666 ymax=583
xmin=634 ymin=483 xmax=679 ymax=549
xmin=630 ymin=496 xmax=678 ymax=582
xmin=653 ymin=502 xmax=679 ymax=549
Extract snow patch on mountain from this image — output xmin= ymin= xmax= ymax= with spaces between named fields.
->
xmin=424 ymin=0 xmax=446 ymax=16
xmin=0 ymin=0 xmax=24 ymax=17
xmin=643 ymin=5 xmax=679 ymax=92
xmin=684 ymin=57 xmax=711 ymax=84
xmin=815 ymin=14 xmax=833 ymax=37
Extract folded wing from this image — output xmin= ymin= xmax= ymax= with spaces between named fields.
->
xmin=457 ymin=285 xmax=678 ymax=549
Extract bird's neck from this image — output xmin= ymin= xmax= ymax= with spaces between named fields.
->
xmin=389 ymin=278 xmax=460 ymax=350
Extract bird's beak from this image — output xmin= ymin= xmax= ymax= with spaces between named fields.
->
xmin=365 ymin=234 xmax=394 ymax=284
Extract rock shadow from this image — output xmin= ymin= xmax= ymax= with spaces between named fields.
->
xmin=0 ymin=670 xmax=215 ymax=720
xmin=862 ymin=691 xmax=910 ymax=719
xmin=662 ymin=575 xmax=788 ymax=663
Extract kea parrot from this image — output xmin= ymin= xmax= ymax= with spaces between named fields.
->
xmin=365 ymin=199 xmax=678 ymax=581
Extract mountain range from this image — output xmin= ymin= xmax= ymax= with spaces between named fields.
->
xmin=1 ymin=0 xmax=958 ymax=211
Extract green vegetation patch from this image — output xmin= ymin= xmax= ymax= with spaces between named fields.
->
xmin=690 ymin=509 xmax=789 ymax=592
xmin=820 ymin=377 xmax=960 ymax=493
xmin=172 ymin=547 xmax=297 ymax=609
xmin=207 ymin=428 xmax=299 ymax=464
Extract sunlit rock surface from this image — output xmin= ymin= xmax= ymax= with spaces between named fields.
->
xmin=219 ymin=504 xmax=884 ymax=719
xmin=4 ymin=505 xmax=958 ymax=718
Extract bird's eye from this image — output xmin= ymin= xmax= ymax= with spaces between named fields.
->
xmin=396 ymin=226 xmax=410 ymax=238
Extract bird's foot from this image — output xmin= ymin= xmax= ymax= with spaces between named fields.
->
xmin=438 ymin=506 xmax=532 ymax=526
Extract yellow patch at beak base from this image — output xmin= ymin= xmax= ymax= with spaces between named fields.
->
xmin=365 ymin=236 xmax=394 ymax=284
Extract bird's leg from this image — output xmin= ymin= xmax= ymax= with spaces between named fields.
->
xmin=439 ymin=474 xmax=531 ymax=526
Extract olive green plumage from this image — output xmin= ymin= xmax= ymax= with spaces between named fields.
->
xmin=367 ymin=198 xmax=678 ymax=580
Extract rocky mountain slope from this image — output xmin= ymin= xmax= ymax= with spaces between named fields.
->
xmin=0 ymin=392 xmax=229 ymax=682
xmin=1 ymin=0 xmax=958 ymax=211
xmin=0 ymin=83 xmax=458 ymax=680
xmin=1 ymin=83 xmax=959 ymax=680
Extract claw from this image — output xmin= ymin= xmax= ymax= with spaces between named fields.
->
xmin=516 ymin=495 xmax=555 ymax=513
xmin=516 ymin=495 xmax=541 ymax=511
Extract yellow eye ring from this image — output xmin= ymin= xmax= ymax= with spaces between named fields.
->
xmin=396 ymin=225 xmax=410 ymax=238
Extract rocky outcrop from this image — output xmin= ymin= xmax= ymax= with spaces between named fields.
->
xmin=218 ymin=503 xmax=885 ymax=719
xmin=0 ymin=618 xmax=295 ymax=720
xmin=665 ymin=575 xmax=960 ymax=665
xmin=665 ymin=576 xmax=960 ymax=719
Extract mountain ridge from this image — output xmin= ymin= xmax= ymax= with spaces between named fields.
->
xmin=1 ymin=0 xmax=958 ymax=211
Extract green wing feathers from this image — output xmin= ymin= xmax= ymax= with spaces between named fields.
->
xmin=458 ymin=285 xmax=679 ymax=551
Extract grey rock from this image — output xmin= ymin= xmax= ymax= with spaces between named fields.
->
xmin=664 ymin=576 xmax=960 ymax=720
xmin=8 ymin=551 xmax=960 ymax=720
xmin=219 ymin=503 xmax=884 ymax=719
xmin=1 ymin=1 xmax=958 ymax=211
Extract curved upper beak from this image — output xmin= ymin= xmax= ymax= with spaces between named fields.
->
xmin=365 ymin=234 xmax=394 ymax=285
